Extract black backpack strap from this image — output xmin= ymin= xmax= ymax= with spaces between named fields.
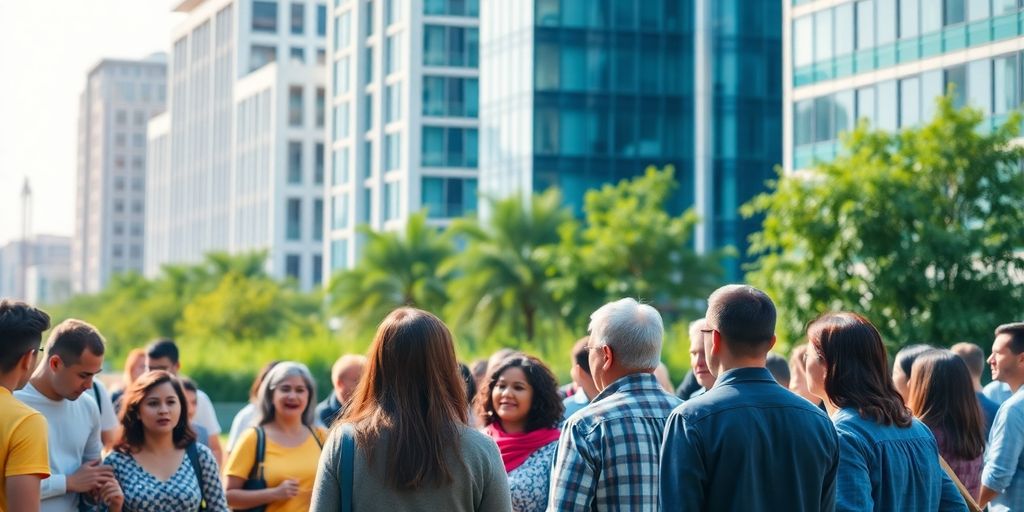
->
xmin=340 ymin=424 xmax=355 ymax=512
xmin=185 ymin=442 xmax=207 ymax=511
xmin=92 ymin=382 xmax=102 ymax=415
xmin=249 ymin=426 xmax=266 ymax=481
xmin=307 ymin=425 xmax=323 ymax=450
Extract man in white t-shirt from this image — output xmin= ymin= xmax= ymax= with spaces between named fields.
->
xmin=15 ymin=319 xmax=123 ymax=512
xmin=145 ymin=338 xmax=223 ymax=464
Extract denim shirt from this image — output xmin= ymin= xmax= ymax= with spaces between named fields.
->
xmin=983 ymin=387 xmax=1024 ymax=512
xmin=659 ymin=367 xmax=839 ymax=512
xmin=832 ymin=408 xmax=966 ymax=512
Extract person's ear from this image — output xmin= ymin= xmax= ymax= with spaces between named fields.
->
xmin=49 ymin=355 xmax=62 ymax=372
xmin=768 ymin=335 xmax=777 ymax=351
xmin=710 ymin=330 xmax=723 ymax=356
xmin=601 ymin=345 xmax=614 ymax=371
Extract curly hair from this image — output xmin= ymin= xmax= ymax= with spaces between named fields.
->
xmin=476 ymin=355 xmax=564 ymax=431
xmin=116 ymin=370 xmax=196 ymax=453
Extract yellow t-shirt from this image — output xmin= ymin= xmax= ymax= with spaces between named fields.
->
xmin=0 ymin=386 xmax=50 ymax=510
xmin=225 ymin=426 xmax=326 ymax=512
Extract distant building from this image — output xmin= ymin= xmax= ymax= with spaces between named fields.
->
xmin=0 ymin=235 xmax=72 ymax=305
xmin=145 ymin=0 xmax=328 ymax=290
xmin=73 ymin=55 xmax=167 ymax=293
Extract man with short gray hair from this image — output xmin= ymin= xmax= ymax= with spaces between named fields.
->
xmin=548 ymin=298 xmax=681 ymax=511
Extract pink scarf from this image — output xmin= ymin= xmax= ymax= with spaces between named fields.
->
xmin=485 ymin=423 xmax=561 ymax=473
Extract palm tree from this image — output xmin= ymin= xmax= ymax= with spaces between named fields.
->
xmin=444 ymin=190 xmax=573 ymax=347
xmin=328 ymin=212 xmax=454 ymax=333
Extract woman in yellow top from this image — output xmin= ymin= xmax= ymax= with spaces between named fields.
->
xmin=225 ymin=362 xmax=326 ymax=512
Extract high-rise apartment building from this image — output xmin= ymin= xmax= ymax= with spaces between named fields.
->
xmin=323 ymin=0 xmax=481 ymax=272
xmin=0 ymin=235 xmax=72 ymax=305
xmin=479 ymin=0 xmax=782 ymax=277
xmin=145 ymin=0 xmax=328 ymax=290
xmin=73 ymin=56 xmax=167 ymax=294
xmin=785 ymin=0 xmax=1024 ymax=172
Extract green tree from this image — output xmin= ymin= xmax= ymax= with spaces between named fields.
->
xmin=327 ymin=212 xmax=454 ymax=335
xmin=177 ymin=272 xmax=286 ymax=342
xmin=744 ymin=96 xmax=1024 ymax=348
xmin=444 ymin=190 xmax=574 ymax=348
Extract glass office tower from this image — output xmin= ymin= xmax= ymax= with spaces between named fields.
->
xmin=785 ymin=0 xmax=1024 ymax=172
xmin=481 ymin=0 xmax=782 ymax=278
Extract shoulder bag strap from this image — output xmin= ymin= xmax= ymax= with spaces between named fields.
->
xmin=185 ymin=442 xmax=207 ymax=511
xmin=307 ymin=424 xmax=324 ymax=450
xmin=92 ymin=382 xmax=102 ymax=414
xmin=340 ymin=424 xmax=355 ymax=512
xmin=249 ymin=426 xmax=266 ymax=481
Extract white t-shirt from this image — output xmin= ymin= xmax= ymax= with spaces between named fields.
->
xmin=226 ymin=403 xmax=260 ymax=452
xmin=193 ymin=388 xmax=222 ymax=436
xmin=15 ymin=382 xmax=102 ymax=512
xmin=88 ymin=379 xmax=119 ymax=432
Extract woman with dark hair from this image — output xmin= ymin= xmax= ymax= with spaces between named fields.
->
xmin=104 ymin=370 xmax=228 ymax=511
xmin=804 ymin=313 xmax=966 ymax=511
xmin=908 ymin=350 xmax=987 ymax=499
xmin=224 ymin=362 xmax=325 ymax=512
xmin=477 ymin=356 xmax=563 ymax=512
xmin=226 ymin=360 xmax=281 ymax=454
xmin=310 ymin=308 xmax=512 ymax=511
xmin=892 ymin=344 xmax=937 ymax=401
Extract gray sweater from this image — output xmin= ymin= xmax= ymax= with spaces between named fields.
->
xmin=310 ymin=424 xmax=512 ymax=512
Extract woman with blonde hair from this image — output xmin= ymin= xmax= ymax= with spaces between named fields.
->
xmin=311 ymin=308 xmax=511 ymax=511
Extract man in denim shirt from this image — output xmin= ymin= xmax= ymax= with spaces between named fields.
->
xmin=660 ymin=285 xmax=839 ymax=511
xmin=981 ymin=322 xmax=1024 ymax=511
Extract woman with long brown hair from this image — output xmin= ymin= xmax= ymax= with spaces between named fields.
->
xmin=804 ymin=312 xmax=965 ymax=511
xmin=908 ymin=350 xmax=987 ymax=499
xmin=103 ymin=370 xmax=228 ymax=511
xmin=310 ymin=308 xmax=511 ymax=511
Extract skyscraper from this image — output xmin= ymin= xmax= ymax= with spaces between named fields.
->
xmin=479 ymin=0 xmax=782 ymax=277
xmin=145 ymin=0 xmax=328 ymax=290
xmin=785 ymin=0 xmax=1023 ymax=173
xmin=73 ymin=56 xmax=167 ymax=294
xmin=323 ymin=0 xmax=481 ymax=272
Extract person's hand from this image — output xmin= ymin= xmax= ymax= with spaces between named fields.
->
xmin=274 ymin=479 xmax=300 ymax=500
xmin=66 ymin=460 xmax=114 ymax=493
xmin=99 ymin=480 xmax=124 ymax=512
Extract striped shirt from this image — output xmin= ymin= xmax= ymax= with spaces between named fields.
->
xmin=547 ymin=372 xmax=681 ymax=512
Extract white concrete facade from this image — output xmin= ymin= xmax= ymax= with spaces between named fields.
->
xmin=73 ymin=57 xmax=167 ymax=294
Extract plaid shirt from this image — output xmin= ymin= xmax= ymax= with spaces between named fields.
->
xmin=547 ymin=373 xmax=682 ymax=512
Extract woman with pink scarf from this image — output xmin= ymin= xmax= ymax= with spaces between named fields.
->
xmin=478 ymin=355 xmax=565 ymax=512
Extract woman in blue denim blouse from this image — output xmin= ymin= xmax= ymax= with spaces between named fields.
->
xmin=803 ymin=312 xmax=967 ymax=512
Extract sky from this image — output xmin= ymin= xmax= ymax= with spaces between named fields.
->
xmin=0 ymin=0 xmax=183 ymax=246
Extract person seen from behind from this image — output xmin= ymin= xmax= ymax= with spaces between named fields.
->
xmin=315 ymin=354 xmax=366 ymax=428
xmin=310 ymin=308 xmax=512 ymax=512
xmin=950 ymin=342 xmax=1001 ymax=435
xmin=561 ymin=338 xmax=598 ymax=421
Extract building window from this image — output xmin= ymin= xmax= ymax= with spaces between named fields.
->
xmin=315 ymin=142 xmax=325 ymax=184
xmin=383 ymin=181 xmax=400 ymax=221
xmin=317 ymin=48 xmax=326 ymax=65
xmin=335 ymin=10 xmax=352 ymax=51
xmin=333 ymin=56 xmax=350 ymax=96
xmin=313 ymin=254 xmax=323 ymax=285
xmin=114 ymin=177 xmax=125 ymax=192
xmin=132 ymin=201 xmax=143 ymax=214
xmin=131 ymin=223 xmax=143 ymax=236
xmin=113 ymin=245 xmax=124 ymax=258
xmin=384 ymin=82 xmax=402 ymax=123
xmin=286 ymin=198 xmax=302 ymax=240
xmin=423 ymin=26 xmax=478 ymax=68
xmin=115 ymin=157 xmax=126 ymax=170
xmin=365 ymin=46 xmax=375 ymax=84
xmin=363 ymin=140 xmax=374 ymax=178
xmin=290 ymin=46 xmax=306 ymax=63
xmin=132 ymin=157 xmax=144 ymax=171
xmin=113 ymin=222 xmax=125 ymax=235
xmin=250 ymin=45 xmax=277 ymax=71
xmin=114 ymin=200 xmax=125 ymax=213
xmin=132 ymin=177 xmax=144 ymax=191
xmin=317 ymin=4 xmax=327 ymax=36
xmin=130 ymin=245 xmax=142 ymax=259
xmin=424 ymin=0 xmax=479 ymax=16
xmin=315 ymin=87 xmax=325 ymax=128
xmin=133 ymin=110 xmax=147 ymax=125
xmin=333 ymin=102 xmax=350 ymax=140
xmin=364 ymin=93 xmax=374 ymax=129
xmin=366 ymin=0 xmax=375 ymax=37
xmin=115 ymin=134 xmax=126 ymax=148
xmin=422 ymin=76 xmax=477 ymax=117
xmin=421 ymin=177 xmax=477 ymax=218
xmin=384 ymin=132 xmax=401 ymax=170
xmin=333 ymin=147 xmax=350 ymax=185
xmin=288 ymin=86 xmax=304 ymax=127
xmin=285 ymin=254 xmax=301 ymax=280
xmin=288 ymin=141 xmax=303 ymax=183
xmin=253 ymin=1 xmax=278 ymax=33
xmin=132 ymin=133 xmax=146 ymax=148
xmin=313 ymin=199 xmax=324 ymax=241
xmin=115 ymin=110 xmax=127 ymax=125
xmin=421 ymin=127 xmax=477 ymax=167
xmin=332 ymin=193 xmax=350 ymax=229
xmin=291 ymin=3 xmax=305 ymax=34
xmin=331 ymin=239 xmax=349 ymax=269
xmin=384 ymin=33 xmax=401 ymax=76
xmin=385 ymin=0 xmax=401 ymax=25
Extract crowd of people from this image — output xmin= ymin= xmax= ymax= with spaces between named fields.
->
xmin=0 ymin=285 xmax=1022 ymax=511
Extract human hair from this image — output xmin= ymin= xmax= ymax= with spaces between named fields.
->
xmin=571 ymin=337 xmax=590 ymax=375
xmin=340 ymin=308 xmax=467 ymax=490
xmin=178 ymin=376 xmax=198 ymax=394
xmin=46 ymin=319 xmax=106 ymax=365
xmin=950 ymin=342 xmax=986 ymax=379
xmin=807 ymin=312 xmax=912 ymax=428
xmin=688 ymin=318 xmax=707 ymax=347
xmin=995 ymin=322 xmax=1024 ymax=354
xmin=121 ymin=349 xmax=147 ymax=386
xmin=332 ymin=354 xmax=367 ymax=383
xmin=476 ymin=355 xmax=564 ymax=431
xmin=706 ymin=285 xmax=776 ymax=356
xmin=907 ymin=350 xmax=986 ymax=460
xmin=257 ymin=362 xmax=317 ymax=427
xmin=116 ymin=370 xmax=196 ymax=453
xmin=588 ymin=298 xmax=663 ymax=371
xmin=894 ymin=344 xmax=935 ymax=380
xmin=0 ymin=299 xmax=50 ymax=373
xmin=248 ymin=360 xmax=281 ymax=402
xmin=459 ymin=363 xmax=476 ymax=409
xmin=766 ymin=353 xmax=790 ymax=387
xmin=146 ymin=338 xmax=179 ymax=364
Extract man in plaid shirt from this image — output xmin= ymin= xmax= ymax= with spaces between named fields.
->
xmin=547 ymin=298 xmax=682 ymax=511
